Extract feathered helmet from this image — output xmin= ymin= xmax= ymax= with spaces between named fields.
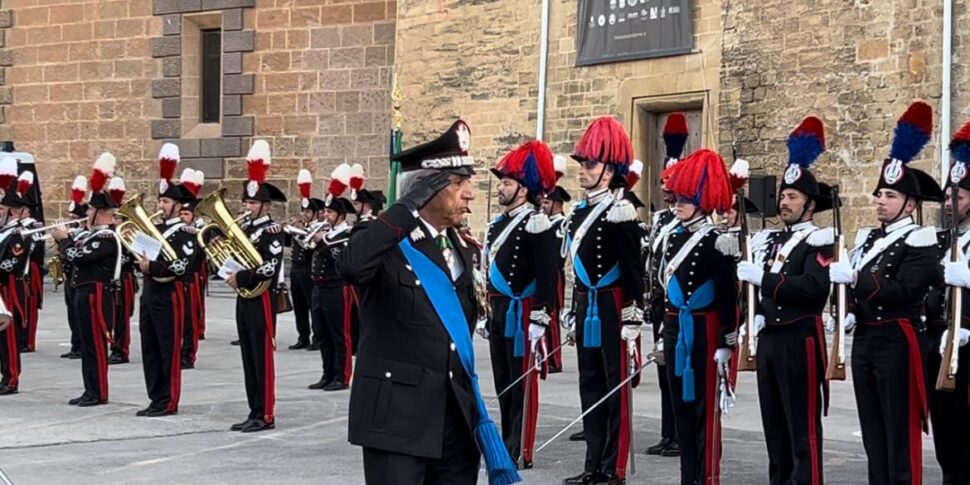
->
xmin=949 ymin=120 xmax=970 ymax=192
xmin=660 ymin=148 xmax=733 ymax=213
xmin=727 ymin=159 xmax=760 ymax=214
xmin=571 ymin=116 xmax=633 ymax=176
xmin=242 ymin=140 xmax=286 ymax=203
xmin=157 ymin=142 xmax=186 ymax=201
xmin=0 ymin=157 xmax=26 ymax=208
xmin=491 ymin=140 xmax=557 ymax=202
xmin=179 ymin=168 xmax=205 ymax=211
xmin=325 ymin=164 xmax=354 ymax=214
xmin=607 ymin=158 xmax=645 ymax=208
xmin=69 ymin=175 xmax=88 ymax=215
xmin=349 ymin=164 xmax=365 ymax=200
xmin=107 ymin=176 xmax=126 ymax=207
xmin=297 ymin=168 xmax=314 ymax=209
xmin=873 ymin=101 xmax=943 ymax=202
xmin=779 ymin=116 xmax=836 ymax=212
xmin=663 ymin=113 xmax=689 ymax=170
xmin=553 ymin=155 xmax=567 ymax=180
xmin=88 ymin=152 xmax=118 ymax=210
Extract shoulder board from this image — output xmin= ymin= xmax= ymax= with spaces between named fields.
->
xmin=525 ymin=212 xmax=553 ymax=234
xmin=715 ymin=231 xmax=740 ymax=257
xmin=605 ymin=198 xmax=637 ymax=223
xmin=906 ymin=226 xmax=938 ymax=248
xmin=750 ymin=228 xmax=778 ymax=249
xmin=853 ymin=228 xmax=873 ymax=248
xmin=97 ymin=232 xmax=116 ymax=239
xmin=181 ymin=226 xmax=199 ymax=234
xmin=806 ymin=227 xmax=835 ymax=247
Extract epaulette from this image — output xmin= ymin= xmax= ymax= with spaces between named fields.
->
xmin=715 ymin=231 xmax=740 ymax=257
xmin=606 ymin=198 xmax=637 ymax=223
xmin=750 ymin=228 xmax=778 ymax=249
xmin=525 ymin=212 xmax=552 ymax=234
xmin=97 ymin=232 xmax=116 ymax=239
xmin=181 ymin=226 xmax=199 ymax=234
xmin=807 ymin=227 xmax=835 ymax=247
xmin=853 ymin=228 xmax=873 ymax=249
xmin=906 ymin=226 xmax=938 ymax=248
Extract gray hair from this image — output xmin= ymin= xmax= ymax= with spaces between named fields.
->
xmin=397 ymin=169 xmax=438 ymax=199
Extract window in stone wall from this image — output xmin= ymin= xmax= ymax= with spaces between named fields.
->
xmin=200 ymin=29 xmax=222 ymax=123
xmin=182 ymin=13 xmax=222 ymax=139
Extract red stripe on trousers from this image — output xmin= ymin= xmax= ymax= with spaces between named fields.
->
xmin=341 ymin=285 xmax=355 ymax=385
xmin=805 ymin=337 xmax=819 ymax=485
xmin=166 ymin=283 xmax=184 ymax=413
xmin=519 ymin=298 xmax=538 ymax=464
xmin=613 ymin=289 xmax=631 ymax=478
xmin=899 ymin=320 xmax=926 ymax=485
xmin=121 ymin=274 xmax=135 ymax=358
xmin=704 ymin=312 xmax=722 ymax=484
xmin=7 ymin=275 xmax=22 ymax=321
xmin=88 ymin=283 xmax=109 ymax=401
xmin=260 ymin=292 xmax=276 ymax=423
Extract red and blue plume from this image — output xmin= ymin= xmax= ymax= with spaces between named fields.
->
xmin=497 ymin=140 xmax=557 ymax=196
xmin=572 ymin=116 xmax=633 ymax=174
xmin=890 ymin=100 xmax=933 ymax=163
xmin=659 ymin=149 xmax=732 ymax=213
xmin=949 ymin=120 xmax=970 ymax=165
xmin=663 ymin=113 xmax=689 ymax=160
xmin=787 ymin=116 xmax=825 ymax=167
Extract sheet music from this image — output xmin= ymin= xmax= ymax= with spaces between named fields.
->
xmin=131 ymin=233 xmax=162 ymax=261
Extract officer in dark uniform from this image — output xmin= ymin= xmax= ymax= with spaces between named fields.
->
xmin=923 ymin=122 xmax=970 ymax=484
xmin=561 ymin=117 xmax=645 ymax=485
xmin=177 ymin=168 xmax=205 ymax=369
xmin=60 ymin=177 xmax=89 ymax=360
xmin=482 ymin=140 xmax=557 ymax=469
xmin=339 ymin=119 xmax=520 ymax=485
xmin=540 ymin=184 xmax=570 ymax=373
xmin=736 ymin=116 xmax=834 ymax=485
xmin=224 ymin=140 xmax=285 ymax=433
xmin=0 ymin=160 xmax=29 ymax=396
xmin=108 ymin=176 xmax=136 ymax=365
xmin=53 ymin=167 xmax=121 ymax=407
xmin=132 ymin=145 xmax=196 ymax=417
xmin=308 ymin=174 xmax=355 ymax=392
xmin=828 ymin=101 xmax=941 ymax=484
xmin=656 ymin=149 xmax=738 ymax=485
xmin=289 ymin=170 xmax=322 ymax=350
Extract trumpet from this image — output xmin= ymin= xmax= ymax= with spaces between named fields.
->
xmin=21 ymin=219 xmax=83 ymax=237
xmin=286 ymin=220 xmax=327 ymax=249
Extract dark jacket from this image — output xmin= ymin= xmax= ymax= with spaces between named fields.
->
xmin=756 ymin=223 xmax=834 ymax=325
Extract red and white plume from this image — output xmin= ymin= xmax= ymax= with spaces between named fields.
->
xmin=180 ymin=168 xmax=202 ymax=197
xmin=349 ymin=163 xmax=365 ymax=200
xmin=0 ymin=157 xmax=17 ymax=190
xmin=69 ymin=175 xmax=87 ymax=210
xmin=327 ymin=163 xmax=352 ymax=204
xmin=625 ymin=159 xmax=643 ymax=189
xmin=89 ymin=152 xmax=116 ymax=193
xmin=297 ymin=169 xmax=313 ymax=209
xmin=246 ymin=140 xmax=271 ymax=197
xmin=16 ymin=171 xmax=33 ymax=196
xmin=728 ymin=159 xmax=750 ymax=192
xmin=193 ymin=169 xmax=205 ymax=192
xmin=158 ymin=143 xmax=179 ymax=193
xmin=107 ymin=176 xmax=126 ymax=206
xmin=554 ymin=155 xmax=567 ymax=180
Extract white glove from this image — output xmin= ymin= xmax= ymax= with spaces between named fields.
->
xmin=844 ymin=313 xmax=857 ymax=334
xmin=736 ymin=261 xmax=764 ymax=286
xmin=739 ymin=314 xmax=766 ymax=339
xmin=621 ymin=325 xmax=641 ymax=342
xmin=529 ymin=310 xmax=552 ymax=326
xmin=560 ymin=308 xmax=576 ymax=330
xmin=944 ymin=262 xmax=970 ymax=289
xmin=656 ymin=337 xmax=664 ymax=353
xmin=718 ymin=374 xmax=736 ymax=414
xmin=528 ymin=323 xmax=546 ymax=342
xmin=621 ymin=304 xmax=644 ymax=322
xmin=475 ymin=319 xmax=489 ymax=339
xmin=829 ymin=259 xmax=856 ymax=285
xmin=824 ymin=314 xmax=836 ymax=333
xmin=939 ymin=328 xmax=970 ymax=355
xmin=714 ymin=348 xmax=732 ymax=377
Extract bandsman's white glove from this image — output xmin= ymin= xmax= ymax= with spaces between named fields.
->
xmin=528 ymin=323 xmax=546 ymax=342
xmin=714 ymin=348 xmax=732 ymax=377
xmin=829 ymin=259 xmax=856 ymax=285
xmin=621 ymin=325 xmax=641 ymax=342
xmin=475 ymin=319 xmax=489 ymax=339
xmin=939 ymin=328 xmax=970 ymax=355
xmin=740 ymin=314 xmax=766 ymax=339
xmin=560 ymin=308 xmax=576 ymax=331
xmin=529 ymin=310 xmax=552 ymax=326
xmin=944 ymin=262 xmax=970 ymax=289
xmin=736 ymin=261 xmax=765 ymax=286
xmin=621 ymin=304 xmax=643 ymax=322
xmin=844 ymin=313 xmax=857 ymax=334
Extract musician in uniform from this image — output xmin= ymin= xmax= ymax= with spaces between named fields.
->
xmin=923 ymin=122 xmax=970 ymax=483
xmin=18 ymin=173 xmax=43 ymax=353
xmin=131 ymin=145 xmax=196 ymax=417
xmin=735 ymin=117 xmax=834 ymax=484
xmin=288 ymin=169 xmax=321 ymax=350
xmin=338 ymin=119 xmax=520 ymax=485
xmin=177 ymin=169 xmax=206 ymax=369
xmin=0 ymin=158 xmax=29 ymax=396
xmin=561 ymin=117 xmax=645 ymax=485
xmin=656 ymin=149 xmax=739 ymax=485
xmin=308 ymin=167 xmax=356 ymax=391
xmin=107 ymin=177 xmax=136 ymax=365
xmin=540 ymin=183 xmax=569 ymax=374
xmin=53 ymin=161 xmax=122 ymax=407
xmin=224 ymin=140 xmax=285 ymax=433
xmin=60 ymin=176 xmax=89 ymax=360
xmin=353 ymin=188 xmax=385 ymax=233
xmin=828 ymin=101 xmax=941 ymax=484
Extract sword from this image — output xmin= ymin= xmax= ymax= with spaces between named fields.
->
xmin=487 ymin=337 xmax=571 ymax=406
xmin=0 ymin=467 xmax=13 ymax=485
xmin=626 ymin=340 xmax=637 ymax=476
xmin=536 ymin=355 xmax=656 ymax=453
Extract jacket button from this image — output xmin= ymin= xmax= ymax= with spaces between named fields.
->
xmin=449 ymin=371 xmax=454 ymax=379
xmin=415 ymin=280 xmax=421 ymax=286
xmin=450 ymin=343 xmax=456 ymax=351
xmin=385 ymin=372 xmax=392 ymax=378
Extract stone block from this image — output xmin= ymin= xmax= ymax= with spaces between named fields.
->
xmin=151 ymin=119 xmax=181 ymax=139
xmin=223 ymin=52 xmax=242 ymax=74
xmin=151 ymin=37 xmax=181 ymax=58
xmin=153 ymin=0 xmax=201 ymax=15
xmin=222 ymin=95 xmax=242 ymax=116
xmin=162 ymin=57 xmax=182 ymax=77
xmin=223 ymin=30 xmax=254 ymax=53
xmin=310 ymin=27 xmax=340 ymax=49
xmin=183 ymin=158 xmax=225 ymax=179
xmin=162 ymin=98 xmax=181 ymax=118
xmin=201 ymin=137 xmax=242 ymax=157
xmin=172 ymin=139 xmax=201 ymax=158
xmin=201 ymin=0 xmax=255 ymax=10
xmin=223 ymin=9 xmax=244 ymax=31
xmin=222 ymin=116 xmax=253 ymax=137
xmin=0 ymin=50 xmax=12 ymax=67
xmin=162 ymin=15 xmax=181 ymax=36
xmin=223 ymin=74 xmax=254 ymax=95
xmin=0 ymin=10 xmax=12 ymax=29
xmin=152 ymin=78 xmax=181 ymax=98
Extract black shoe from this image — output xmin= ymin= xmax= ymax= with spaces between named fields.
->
xmin=68 ymin=395 xmax=87 ymax=405
xmin=21 ymin=346 xmax=34 ymax=353
xmin=307 ymin=342 xmax=321 ymax=351
xmin=568 ymin=431 xmax=586 ymax=442
xmin=240 ymin=419 xmax=275 ymax=433
xmin=60 ymin=350 xmax=75 ymax=358
xmin=198 ymin=334 xmax=205 ymax=340
xmin=230 ymin=419 xmax=253 ymax=431
xmin=548 ymin=366 xmax=563 ymax=374
xmin=323 ymin=381 xmax=349 ymax=391
xmin=0 ymin=385 xmax=18 ymax=395
xmin=108 ymin=354 xmax=129 ymax=365
xmin=145 ymin=409 xmax=176 ymax=417
xmin=519 ymin=461 xmax=533 ymax=470
xmin=646 ymin=437 xmax=671 ymax=455
xmin=563 ymin=471 xmax=606 ymax=484
xmin=230 ymin=340 xmax=240 ymax=346
xmin=68 ymin=351 xmax=82 ymax=360
xmin=288 ymin=341 xmax=309 ymax=350
xmin=660 ymin=439 xmax=680 ymax=457
xmin=136 ymin=407 xmax=156 ymax=417
xmin=595 ymin=474 xmax=624 ymax=485
xmin=77 ymin=397 xmax=106 ymax=407
xmin=308 ymin=377 xmax=331 ymax=390
xmin=181 ymin=360 xmax=195 ymax=369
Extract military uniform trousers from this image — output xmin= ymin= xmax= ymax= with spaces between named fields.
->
xmin=653 ymin=319 xmax=678 ymax=443
xmin=64 ymin=283 xmax=80 ymax=353
xmin=576 ymin=286 xmax=636 ymax=480
xmin=487 ymin=294 xmax=541 ymax=465
xmin=756 ymin=317 xmax=827 ymax=485
xmin=236 ymin=291 xmax=277 ymax=423
xmin=139 ymin=281 xmax=185 ymax=413
xmin=21 ymin=264 xmax=42 ymax=351
xmin=312 ymin=283 xmax=355 ymax=385
xmin=181 ymin=275 xmax=203 ymax=366
xmin=0 ymin=282 xmax=20 ymax=390
xmin=923 ymin=325 xmax=970 ymax=485
xmin=543 ymin=273 xmax=565 ymax=372
xmin=110 ymin=272 xmax=136 ymax=359
xmin=852 ymin=319 xmax=927 ymax=485
xmin=663 ymin=310 xmax=723 ymax=485
xmin=289 ymin=268 xmax=313 ymax=344
xmin=74 ymin=283 xmax=113 ymax=402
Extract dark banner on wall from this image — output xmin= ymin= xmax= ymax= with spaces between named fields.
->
xmin=576 ymin=0 xmax=693 ymax=66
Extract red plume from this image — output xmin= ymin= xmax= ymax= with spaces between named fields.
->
xmin=625 ymin=159 xmax=643 ymax=189
xmin=660 ymin=149 xmax=732 ymax=213
xmin=496 ymin=140 xmax=557 ymax=195
xmin=107 ymin=177 xmax=126 ymax=206
xmin=298 ymin=169 xmax=313 ymax=200
xmin=572 ymin=116 xmax=633 ymax=169
xmin=70 ymin=175 xmax=87 ymax=204
xmin=16 ymin=171 xmax=33 ymax=196
xmin=89 ymin=153 xmax=116 ymax=192
xmin=728 ymin=159 xmax=750 ymax=192
xmin=158 ymin=143 xmax=179 ymax=181
xmin=246 ymin=140 xmax=271 ymax=184
xmin=0 ymin=157 xmax=16 ymax=190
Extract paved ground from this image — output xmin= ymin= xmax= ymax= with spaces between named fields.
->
xmin=0 ymin=284 xmax=944 ymax=484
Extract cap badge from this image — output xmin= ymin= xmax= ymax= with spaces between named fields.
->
xmin=883 ymin=159 xmax=904 ymax=185
xmin=951 ymin=161 xmax=967 ymax=185
xmin=783 ymin=164 xmax=802 ymax=185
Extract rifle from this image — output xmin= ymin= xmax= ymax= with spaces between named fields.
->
xmin=825 ymin=185 xmax=847 ymax=381
xmin=936 ymin=183 xmax=962 ymax=391
xmin=736 ymin=188 xmax=757 ymax=371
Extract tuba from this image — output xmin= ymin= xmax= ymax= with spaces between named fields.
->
xmin=195 ymin=188 xmax=270 ymax=299
xmin=116 ymin=192 xmax=179 ymax=283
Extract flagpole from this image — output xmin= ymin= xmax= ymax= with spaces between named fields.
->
xmin=386 ymin=76 xmax=404 ymax=204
